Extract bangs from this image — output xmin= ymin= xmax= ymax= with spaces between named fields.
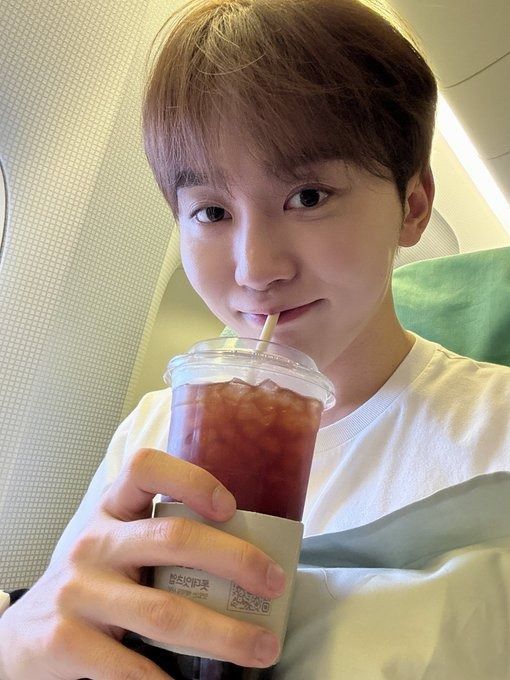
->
xmin=143 ymin=0 xmax=437 ymax=211
xmin=168 ymin=99 xmax=380 ymax=197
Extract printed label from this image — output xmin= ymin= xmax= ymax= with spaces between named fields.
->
xmin=143 ymin=504 xmax=303 ymax=659
xmin=227 ymin=582 xmax=272 ymax=616
xmin=166 ymin=566 xmax=210 ymax=601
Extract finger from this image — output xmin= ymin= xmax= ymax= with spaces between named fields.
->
xmin=111 ymin=517 xmax=286 ymax=599
xmin=101 ymin=448 xmax=236 ymax=522
xmin=49 ymin=617 xmax=172 ymax=680
xmin=85 ymin=578 xmax=281 ymax=669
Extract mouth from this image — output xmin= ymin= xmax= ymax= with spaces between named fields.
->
xmin=240 ymin=300 xmax=321 ymax=327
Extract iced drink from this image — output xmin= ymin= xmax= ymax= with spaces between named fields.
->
xmin=168 ymin=378 xmax=323 ymax=520
xmin=140 ymin=337 xmax=334 ymax=680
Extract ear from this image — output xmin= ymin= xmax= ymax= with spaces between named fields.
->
xmin=398 ymin=166 xmax=435 ymax=247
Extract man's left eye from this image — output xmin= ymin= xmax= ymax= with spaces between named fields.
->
xmin=286 ymin=188 xmax=329 ymax=209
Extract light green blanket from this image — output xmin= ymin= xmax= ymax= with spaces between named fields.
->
xmin=277 ymin=473 xmax=510 ymax=679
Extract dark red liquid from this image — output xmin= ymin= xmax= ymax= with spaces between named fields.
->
xmin=168 ymin=379 xmax=323 ymax=521
xmin=142 ymin=379 xmax=322 ymax=679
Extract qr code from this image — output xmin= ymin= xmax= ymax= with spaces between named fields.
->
xmin=227 ymin=583 xmax=272 ymax=616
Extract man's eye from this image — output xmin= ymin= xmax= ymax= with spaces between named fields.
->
xmin=194 ymin=206 xmax=230 ymax=223
xmin=286 ymin=188 xmax=329 ymax=209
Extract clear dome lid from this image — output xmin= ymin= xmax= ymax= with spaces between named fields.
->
xmin=165 ymin=336 xmax=335 ymax=410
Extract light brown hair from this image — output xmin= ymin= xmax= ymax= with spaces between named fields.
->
xmin=143 ymin=0 xmax=437 ymax=213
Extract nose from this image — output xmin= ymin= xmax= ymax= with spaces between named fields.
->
xmin=233 ymin=218 xmax=297 ymax=291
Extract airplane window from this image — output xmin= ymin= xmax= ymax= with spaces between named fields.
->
xmin=0 ymin=160 xmax=6 ymax=263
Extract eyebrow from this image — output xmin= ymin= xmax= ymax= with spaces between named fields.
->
xmin=174 ymin=168 xmax=231 ymax=191
xmin=175 ymin=169 xmax=210 ymax=191
xmin=174 ymin=160 xmax=344 ymax=192
xmin=269 ymin=160 xmax=343 ymax=185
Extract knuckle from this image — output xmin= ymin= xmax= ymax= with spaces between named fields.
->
xmin=143 ymin=593 xmax=184 ymax=635
xmin=129 ymin=447 xmax=158 ymax=475
xmin=161 ymin=517 xmax=195 ymax=552
xmin=235 ymin=539 xmax=260 ymax=574
xmin=67 ymin=531 xmax=98 ymax=564
xmin=53 ymin=574 xmax=81 ymax=611
xmin=181 ymin=460 xmax=200 ymax=488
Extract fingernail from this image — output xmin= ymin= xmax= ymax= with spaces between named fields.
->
xmin=254 ymin=631 xmax=280 ymax=665
xmin=266 ymin=562 xmax=286 ymax=594
xmin=212 ymin=485 xmax=236 ymax=515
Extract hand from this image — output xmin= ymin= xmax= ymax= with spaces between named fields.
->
xmin=0 ymin=448 xmax=285 ymax=679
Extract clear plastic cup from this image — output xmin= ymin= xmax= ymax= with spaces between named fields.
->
xmin=141 ymin=337 xmax=335 ymax=679
xmin=165 ymin=337 xmax=335 ymax=521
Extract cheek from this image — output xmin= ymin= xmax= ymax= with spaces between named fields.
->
xmin=304 ymin=230 xmax=365 ymax=284
xmin=310 ymin=221 xmax=397 ymax=293
xmin=180 ymin=236 xmax=229 ymax=305
xmin=180 ymin=238 xmax=209 ymax=297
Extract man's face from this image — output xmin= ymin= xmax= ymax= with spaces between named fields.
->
xmin=177 ymin=140 xmax=406 ymax=372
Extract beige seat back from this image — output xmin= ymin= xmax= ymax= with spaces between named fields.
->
xmin=0 ymin=0 xmax=181 ymax=589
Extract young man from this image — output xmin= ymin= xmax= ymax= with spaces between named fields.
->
xmin=1 ymin=0 xmax=509 ymax=678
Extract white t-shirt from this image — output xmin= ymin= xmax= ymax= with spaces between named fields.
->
xmin=303 ymin=332 xmax=510 ymax=535
xmin=49 ymin=332 xmax=510 ymax=561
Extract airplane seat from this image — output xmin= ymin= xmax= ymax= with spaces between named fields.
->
xmin=393 ymin=246 xmax=510 ymax=367
xmin=0 ymin=1 xmax=180 ymax=590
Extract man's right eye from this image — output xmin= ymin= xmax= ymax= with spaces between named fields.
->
xmin=194 ymin=206 xmax=230 ymax=223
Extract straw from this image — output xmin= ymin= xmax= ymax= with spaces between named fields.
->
xmin=256 ymin=313 xmax=279 ymax=351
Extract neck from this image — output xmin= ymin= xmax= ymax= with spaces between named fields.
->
xmin=320 ymin=304 xmax=415 ymax=427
